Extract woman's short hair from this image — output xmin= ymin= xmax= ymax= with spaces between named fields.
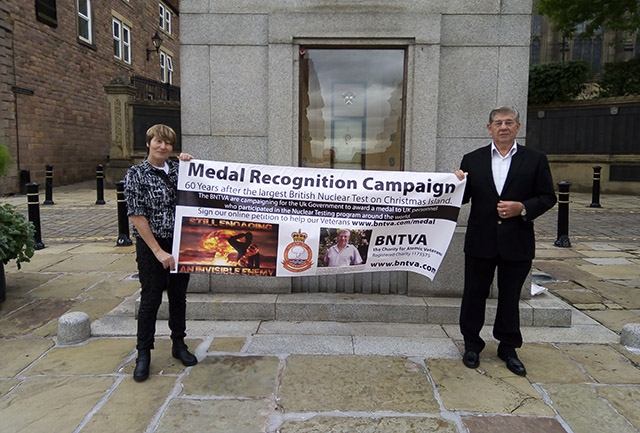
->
xmin=146 ymin=124 xmax=177 ymax=146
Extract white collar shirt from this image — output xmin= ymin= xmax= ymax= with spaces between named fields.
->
xmin=491 ymin=141 xmax=518 ymax=195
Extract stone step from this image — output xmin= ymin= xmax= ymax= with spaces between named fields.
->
xmin=143 ymin=292 xmax=572 ymax=327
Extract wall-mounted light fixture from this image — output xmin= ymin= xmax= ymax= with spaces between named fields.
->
xmin=146 ymin=31 xmax=164 ymax=61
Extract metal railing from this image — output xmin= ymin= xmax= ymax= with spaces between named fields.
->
xmin=130 ymin=75 xmax=180 ymax=101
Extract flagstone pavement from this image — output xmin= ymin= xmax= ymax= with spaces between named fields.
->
xmin=1 ymin=181 xmax=639 ymax=433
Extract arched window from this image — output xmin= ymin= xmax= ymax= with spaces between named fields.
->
xmin=571 ymin=24 xmax=603 ymax=74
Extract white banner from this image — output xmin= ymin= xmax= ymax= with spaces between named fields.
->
xmin=172 ymin=159 xmax=466 ymax=281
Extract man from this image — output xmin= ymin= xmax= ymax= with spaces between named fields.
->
xmin=454 ymin=106 xmax=556 ymax=376
xmin=324 ymin=229 xmax=363 ymax=267
xmin=228 ymin=232 xmax=260 ymax=268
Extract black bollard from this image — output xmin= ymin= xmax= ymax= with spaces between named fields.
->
xmin=115 ymin=180 xmax=132 ymax=246
xmin=26 ymin=182 xmax=46 ymax=250
xmin=96 ymin=164 xmax=106 ymax=205
xmin=554 ymin=181 xmax=572 ymax=248
xmin=43 ymin=164 xmax=54 ymax=205
xmin=589 ymin=165 xmax=602 ymax=208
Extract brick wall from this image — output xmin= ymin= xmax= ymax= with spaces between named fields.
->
xmin=0 ymin=0 xmax=180 ymax=194
xmin=0 ymin=3 xmax=17 ymax=194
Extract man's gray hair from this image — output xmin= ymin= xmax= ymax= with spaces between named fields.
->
xmin=489 ymin=106 xmax=520 ymax=123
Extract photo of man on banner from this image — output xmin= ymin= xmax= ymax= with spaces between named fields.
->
xmin=320 ymin=228 xmax=371 ymax=267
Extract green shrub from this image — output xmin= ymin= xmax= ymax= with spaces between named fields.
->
xmin=0 ymin=204 xmax=36 ymax=269
xmin=528 ymin=61 xmax=590 ymax=105
xmin=0 ymin=143 xmax=10 ymax=177
xmin=598 ymin=57 xmax=640 ymax=97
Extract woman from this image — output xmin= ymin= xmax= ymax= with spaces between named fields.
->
xmin=124 ymin=124 xmax=197 ymax=382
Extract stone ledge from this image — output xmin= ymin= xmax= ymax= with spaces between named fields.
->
xmin=141 ymin=292 xmax=572 ymax=327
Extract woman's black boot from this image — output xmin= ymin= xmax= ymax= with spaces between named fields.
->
xmin=133 ymin=349 xmax=151 ymax=382
xmin=172 ymin=339 xmax=198 ymax=366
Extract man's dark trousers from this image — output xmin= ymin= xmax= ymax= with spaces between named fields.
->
xmin=460 ymin=254 xmax=531 ymax=357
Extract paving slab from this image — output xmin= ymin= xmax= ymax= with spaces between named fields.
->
xmin=39 ymin=253 xmax=124 ymax=273
xmin=577 ymin=263 xmax=640 ymax=280
xmin=461 ymin=415 xmax=567 ymax=433
xmin=181 ymin=355 xmax=280 ymax=397
xmin=584 ymin=309 xmax=640 ymax=333
xmin=517 ymin=343 xmax=591 ymax=384
xmin=0 ymin=376 xmax=115 ymax=433
xmin=575 ymin=279 xmax=640 ymax=309
xmin=609 ymin=278 xmax=640 ymax=288
xmin=79 ymin=375 xmax=176 ymax=433
xmin=551 ymin=288 xmax=604 ymax=305
xmin=0 ymin=272 xmax=55 ymax=297
xmin=557 ymin=343 xmax=640 ymax=384
xmin=29 ymin=273 xmax=107 ymax=299
xmin=0 ymin=298 xmax=73 ymax=337
xmin=24 ymin=338 xmax=134 ymax=376
xmin=595 ymin=385 xmax=640 ymax=431
xmin=209 ymin=337 xmax=246 ymax=352
xmin=0 ymin=337 xmax=54 ymax=378
xmin=541 ymin=383 xmax=638 ymax=433
xmin=584 ymin=256 xmax=633 ymax=266
xmin=534 ymin=248 xmax=583 ymax=258
xmin=5 ymin=252 xmax=74 ymax=273
xmin=78 ymin=275 xmax=141 ymax=299
xmin=534 ymin=260 xmax=596 ymax=283
xmin=581 ymin=242 xmax=621 ymax=251
xmin=426 ymin=358 xmax=554 ymax=416
xmin=155 ymin=398 xmax=273 ymax=433
xmin=280 ymin=355 xmax=439 ymax=413
xmin=278 ymin=416 xmax=458 ymax=432
xmin=578 ymin=251 xmax=636 ymax=258
xmin=63 ymin=298 xmax=126 ymax=323
xmin=0 ymin=379 xmax=20 ymax=399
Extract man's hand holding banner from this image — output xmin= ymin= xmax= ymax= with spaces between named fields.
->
xmin=172 ymin=160 xmax=466 ymax=280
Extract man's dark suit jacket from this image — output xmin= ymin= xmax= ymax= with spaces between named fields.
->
xmin=460 ymin=144 xmax=557 ymax=261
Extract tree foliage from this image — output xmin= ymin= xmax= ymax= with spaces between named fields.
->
xmin=528 ymin=61 xmax=589 ymax=105
xmin=598 ymin=57 xmax=640 ymax=97
xmin=536 ymin=0 xmax=640 ymax=37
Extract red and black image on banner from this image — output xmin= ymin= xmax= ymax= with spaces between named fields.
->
xmin=176 ymin=217 xmax=279 ymax=276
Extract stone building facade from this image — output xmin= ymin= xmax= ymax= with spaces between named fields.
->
xmin=0 ymin=0 xmax=180 ymax=195
xmin=530 ymin=12 xmax=640 ymax=76
xmin=179 ymin=0 xmax=535 ymax=296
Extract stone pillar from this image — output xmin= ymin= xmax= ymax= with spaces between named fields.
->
xmin=103 ymin=78 xmax=137 ymax=187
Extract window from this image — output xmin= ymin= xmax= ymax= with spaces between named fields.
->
xmin=160 ymin=51 xmax=173 ymax=84
xmin=112 ymin=18 xmax=131 ymax=63
xmin=77 ymin=0 xmax=92 ymax=43
xmin=159 ymin=3 xmax=171 ymax=34
xmin=572 ymin=23 xmax=603 ymax=74
xmin=299 ymin=48 xmax=406 ymax=171
xmin=36 ymin=0 xmax=57 ymax=27
xmin=530 ymin=13 xmax=542 ymax=65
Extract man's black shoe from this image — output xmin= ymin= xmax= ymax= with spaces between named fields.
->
xmin=133 ymin=349 xmax=151 ymax=382
xmin=462 ymin=350 xmax=480 ymax=369
xmin=499 ymin=354 xmax=527 ymax=376
xmin=172 ymin=340 xmax=198 ymax=367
